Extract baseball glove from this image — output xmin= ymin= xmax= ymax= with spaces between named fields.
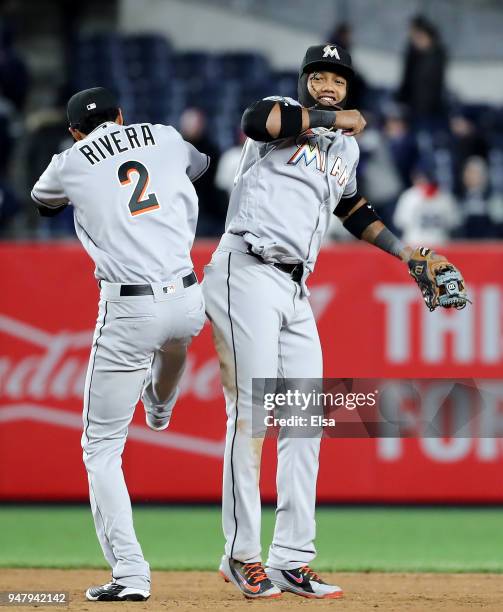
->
xmin=408 ymin=247 xmax=470 ymax=312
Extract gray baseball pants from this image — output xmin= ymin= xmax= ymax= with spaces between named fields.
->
xmin=203 ymin=234 xmax=323 ymax=570
xmin=81 ymin=277 xmax=205 ymax=589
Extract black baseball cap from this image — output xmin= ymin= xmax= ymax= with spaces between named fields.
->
xmin=300 ymin=44 xmax=354 ymax=82
xmin=298 ymin=44 xmax=355 ymax=108
xmin=67 ymin=87 xmax=119 ymax=128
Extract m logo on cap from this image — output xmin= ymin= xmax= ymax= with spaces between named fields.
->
xmin=86 ymin=102 xmax=97 ymax=110
xmin=322 ymin=45 xmax=340 ymax=59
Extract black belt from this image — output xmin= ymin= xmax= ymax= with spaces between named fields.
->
xmin=273 ymin=261 xmax=304 ymax=282
xmin=119 ymin=272 xmax=197 ymax=296
xmin=246 ymin=247 xmax=304 ymax=283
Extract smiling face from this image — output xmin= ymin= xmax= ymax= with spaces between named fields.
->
xmin=306 ymin=70 xmax=348 ymax=107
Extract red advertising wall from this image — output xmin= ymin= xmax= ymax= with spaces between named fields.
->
xmin=1 ymin=241 xmax=502 ymax=502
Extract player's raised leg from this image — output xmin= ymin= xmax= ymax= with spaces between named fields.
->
xmin=142 ymin=283 xmax=205 ymax=430
xmin=142 ymin=342 xmax=186 ymax=431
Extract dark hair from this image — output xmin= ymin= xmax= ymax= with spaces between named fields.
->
xmin=77 ymin=107 xmax=119 ymax=134
xmin=410 ymin=14 xmax=439 ymax=41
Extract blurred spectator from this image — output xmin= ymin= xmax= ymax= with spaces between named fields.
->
xmin=25 ymin=107 xmax=72 ymax=187
xmin=326 ymin=22 xmax=368 ymax=109
xmin=0 ymin=22 xmax=29 ymax=112
xmin=179 ymin=107 xmax=226 ymax=236
xmin=215 ymin=130 xmax=246 ymax=198
xmin=393 ymin=164 xmax=460 ymax=246
xmin=0 ymin=97 xmax=14 ymax=175
xmin=0 ymin=179 xmax=19 ymax=236
xmin=24 ymin=97 xmax=75 ymax=236
xmin=446 ymin=112 xmax=489 ymax=195
xmin=357 ymin=114 xmax=404 ymax=230
xmin=458 ymin=156 xmax=503 ymax=239
xmin=382 ymin=106 xmax=419 ymax=189
xmin=396 ymin=15 xmax=447 ymax=132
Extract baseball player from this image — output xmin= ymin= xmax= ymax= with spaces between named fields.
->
xmin=31 ymin=87 xmax=208 ymax=602
xmin=203 ymin=44 xmax=468 ymax=599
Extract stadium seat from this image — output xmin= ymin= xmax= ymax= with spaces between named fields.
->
xmin=217 ymin=51 xmax=270 ymax=82
xmin=173 ymin=52 xmax=221 ymax=81
xmin=122 ymin=34 xmax=173 ymax=82
xmin=272 ymin=70 xmax=299 ymax=100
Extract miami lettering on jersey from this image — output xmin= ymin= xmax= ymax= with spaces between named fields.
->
xmin=79 ymin=124 xmax=156 ymax=166
xmin=287 ymin=136 xmax=349 ymax=187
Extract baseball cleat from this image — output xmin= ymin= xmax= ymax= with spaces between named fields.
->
xmin=142 ymin=375 xmax=178 ymax=431
xmin=145 ymin=412 xmax=171 ymax=431
xmin=219 ymin=556 xmax=282 ymax=599
xmin=266 ymin=565 xmax=343 ymax=599
xmin=85 ymin=581 xmax=150 ymax=601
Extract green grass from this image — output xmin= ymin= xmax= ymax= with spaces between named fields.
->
xmin=0 ymin=506 xmax=502 ymax=572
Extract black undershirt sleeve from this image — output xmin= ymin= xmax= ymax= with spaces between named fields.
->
xmin=31 ymin=193 xmax=69 ymax=218
xmin=242 ymin=98 xmax=339 ymax=142
xmin=35 ymin=202 xmax=69 ymax=217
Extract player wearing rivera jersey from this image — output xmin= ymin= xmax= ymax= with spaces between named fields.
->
xmin=203 ymin=44 xmax=468 ymax=600
xmin=31 ymin=87 xmax=208 ymax=602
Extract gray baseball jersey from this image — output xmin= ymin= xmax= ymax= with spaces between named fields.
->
xmin=31 ymin=121 xmax=209 ymax=282
xmin=226 ymin=96 xmax=359 ymax=271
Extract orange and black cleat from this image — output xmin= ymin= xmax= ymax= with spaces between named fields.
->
xmin=219 ymin=556 xmax=282 ymax=599
xmin=266 ymin=565 xmax=343 ymax=599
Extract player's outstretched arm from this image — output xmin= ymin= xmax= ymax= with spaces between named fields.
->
xmin=241 ymin=98 xmax=366 ymax=142
xmin=337 ymin=196 xmax=412 ymax=261
xmin=335 ymin=196 xmax=470 ymax=311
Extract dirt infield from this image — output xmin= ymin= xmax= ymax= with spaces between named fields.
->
xmin=1 ymin=569 xmax=502 ymax=611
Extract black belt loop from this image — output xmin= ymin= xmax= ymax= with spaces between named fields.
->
xmin=182 ymin=271 xmax=198 ymax=288
xmin=119 ymin=271 xmax=197 ymax=296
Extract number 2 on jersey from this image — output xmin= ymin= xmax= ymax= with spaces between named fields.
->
xmin=118 ymin=160 xmax=160 ymax=216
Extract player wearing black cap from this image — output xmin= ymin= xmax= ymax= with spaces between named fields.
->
xmin=67 ymin=87 xmax=122 ymax=135
xmin=205 ymin=43 xmax=468 ymax=601
xmin=241 ymin=43 xmax=366 ymax=143
xmin=211 ymin=42 xmax=368 ymax=601
xmin=297 ymin=43 xmax=355 ymax=108
xmin=31 ymin=86 xmax=210 ymax=601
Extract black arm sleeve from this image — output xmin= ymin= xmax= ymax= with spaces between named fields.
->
xmin=241 ymin=98 xmax=304 ymax=142
xmin=333 ymin=192 xmax=363 ymax=217
xmin=342 ymin=201 xmax=381 ymax=238
xmin=241 ymin=100 xmax=277 ymax=142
